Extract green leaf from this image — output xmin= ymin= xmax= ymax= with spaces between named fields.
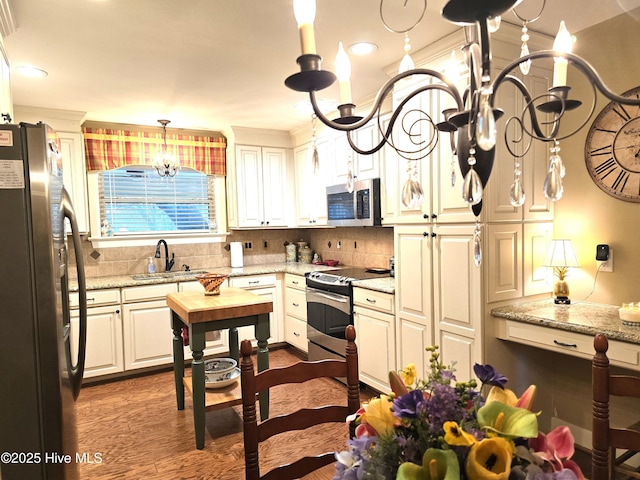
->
xmin=477 ymin=401 xmax=538 ymax=438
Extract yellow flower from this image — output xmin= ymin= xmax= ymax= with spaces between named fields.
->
xmin=361 ymin=394 xmax=398 ymax=436
xmin=400 ymin=363 xmax=417 ymax=387
xmin=443 ymin=421 xmax=477 ymax=447
xmin=485 ymin=384 xmax=537 ymax=411
xmin=466 ymin=437 xmax=513 ymax=480
xmin=397 ymin=448 xmax=460 ymax=480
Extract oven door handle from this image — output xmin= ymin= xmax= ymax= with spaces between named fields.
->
xmin=306 ymin=288 xmax=349 ymax=304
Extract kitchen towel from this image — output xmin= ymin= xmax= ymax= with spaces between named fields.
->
xmin=230 ymin=241 xmax=243 ymax=268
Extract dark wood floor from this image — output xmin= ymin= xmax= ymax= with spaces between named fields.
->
xmin=76 ymin=346 xmax=374 ymax=480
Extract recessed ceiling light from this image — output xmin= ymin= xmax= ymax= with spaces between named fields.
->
xmin=15 ymin=66 xmax=48 ymax=78
xmin=347 ymin=42 xmax=378 ymax=56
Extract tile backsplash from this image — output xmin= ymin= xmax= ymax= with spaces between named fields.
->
xmin=70 ymin=227 xmax=394 ymax=279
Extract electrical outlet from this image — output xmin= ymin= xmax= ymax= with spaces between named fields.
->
xmin=599 ymin=248 xmax=613 ymax=272
xmin=337 ymin=241 xmax=341 ymax=249
xmin=244 ymin=242 xmax=252 ymax=249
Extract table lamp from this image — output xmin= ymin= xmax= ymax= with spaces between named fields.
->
xmin=543 ymin=239 xmax=580 ymax=304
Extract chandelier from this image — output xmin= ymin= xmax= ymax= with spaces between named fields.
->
xmin=154 ymin=119 xmax=180 ymax=178
xmin=285 ymin=0 xmax=640 ymax=219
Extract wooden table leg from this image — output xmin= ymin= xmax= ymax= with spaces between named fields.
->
xmin=189 ymin=323 xmax=206 ymax=450
xmin=255 ymin=313 xmax=270 ymax=420
xmin=171 ymin=312 xmax=185 ymax=411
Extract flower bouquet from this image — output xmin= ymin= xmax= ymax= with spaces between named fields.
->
xmin=334 ymin=346 xmax=584 ymax=480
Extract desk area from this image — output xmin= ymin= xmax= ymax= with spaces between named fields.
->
xmin=167 ymin=288 xmax=273 ymax=449
xmin=492 ymin=300 xmax=640 ymax=371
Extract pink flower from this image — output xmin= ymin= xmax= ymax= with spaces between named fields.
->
xmin=528 ymin=426 xmax=584 ymax=480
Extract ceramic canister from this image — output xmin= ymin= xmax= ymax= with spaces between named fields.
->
xmin=299 ymin=246 xmax=313 ymax=264
xmin=285 ymin=243 xmax=297 ymax=263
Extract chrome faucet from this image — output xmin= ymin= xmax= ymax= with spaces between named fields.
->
xmin=155 ymin=239 xmax=175 ymax=272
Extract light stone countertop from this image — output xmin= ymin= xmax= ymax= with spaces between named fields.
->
xmin=73 ymin=262 xmax=395 ymax=294
xmin=491 ymin=299 xmax=640 ymax=345
xmin=352 ymin=277 xmax=395 ymax=294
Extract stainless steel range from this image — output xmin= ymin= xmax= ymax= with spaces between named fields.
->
xmin=306 ymin=268 xmax=390 ymax=362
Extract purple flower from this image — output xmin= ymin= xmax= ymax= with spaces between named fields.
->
xmin=474 ymin=363 xmax=508 ymax=389
xmin=392 ymin=390 xmax=425 ymax=419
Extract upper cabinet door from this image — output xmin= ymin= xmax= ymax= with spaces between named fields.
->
xmin=234 ymin=145 xmax=289 ymax=228
xmin=59 ymin=131 xmax=90 ymax=234
xmin=235 ymin=145 xmax=265 ymax=227
xmin=260 ymin=147 xmax=288 ymax=227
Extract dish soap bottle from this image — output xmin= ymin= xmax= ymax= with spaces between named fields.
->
xmin=147 ymin=257 xmax=155 ymax=274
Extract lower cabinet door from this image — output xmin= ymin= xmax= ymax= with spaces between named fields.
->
xmin=122 ymin=300 xmax=174 ymax=370
xmin=354 ymin=306 xmax=396 ymax=393
xmin=70 ymin=305 xmax=124 ymax=378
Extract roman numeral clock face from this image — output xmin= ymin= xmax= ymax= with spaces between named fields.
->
xmin=585 ymin=86 xmax=640 ymax=202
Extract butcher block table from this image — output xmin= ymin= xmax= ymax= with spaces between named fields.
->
xmin=166 ymin=288 xmax=273 ymax=449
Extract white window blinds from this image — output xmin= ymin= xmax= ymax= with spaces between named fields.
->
xmin=98 ymin=166 xmax=217 ymax=235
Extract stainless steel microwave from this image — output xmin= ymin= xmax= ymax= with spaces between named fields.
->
xmin=326 ymin=178 xmax=382 ymax=227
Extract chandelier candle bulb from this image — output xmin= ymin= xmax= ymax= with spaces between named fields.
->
xmin=552 ymin=20 xmax=572 ymax=87
xmin=293 ymin=0 xmax=317 ymax=55
xmin=335 ymin=42 xmax=352 ymax=105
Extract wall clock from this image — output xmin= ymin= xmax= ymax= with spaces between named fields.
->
xmin=585 ymin=85 xmax=640 ymax=202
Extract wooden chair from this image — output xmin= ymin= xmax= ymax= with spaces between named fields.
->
xmin=592 ymin=333 xmax=640 ymax=480
xmin=240 ymin=325 xmax=360 ymax=480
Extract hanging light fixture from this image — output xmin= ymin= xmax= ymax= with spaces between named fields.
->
xmin=154 ymin=119 xmax=180 ymax=178
xmin=285 ymin=0 xmax=640 ymax=218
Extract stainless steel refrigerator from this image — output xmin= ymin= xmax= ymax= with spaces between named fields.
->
xmin=0 ymin=123 xmax=87 ymax=479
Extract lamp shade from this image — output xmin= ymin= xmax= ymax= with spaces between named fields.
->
xmin=543 ymin=239 xmax=579 ymax=268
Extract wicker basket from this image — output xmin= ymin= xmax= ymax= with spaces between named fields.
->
xmin=195 ymin=273 xmax=227 ymax=295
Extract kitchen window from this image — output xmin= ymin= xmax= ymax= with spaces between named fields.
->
xmin=98 ymin=166 xmax=217 ymax=235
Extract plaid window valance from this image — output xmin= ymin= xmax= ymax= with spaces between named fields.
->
xmin=82 ymin=123 xmax=227 ymax=175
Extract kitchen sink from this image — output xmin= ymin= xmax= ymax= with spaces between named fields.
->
xmin=131 ymin=270 xmax=209 ymax=280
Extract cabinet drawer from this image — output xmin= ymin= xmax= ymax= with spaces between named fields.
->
xmin=497 ymin=320 xmax=640 ymax=371
xmin=284 ymin=273 xmax=305 ymax=290
xmin=285 ymin=287 xmax=306 ymax=319
xmin=230 ymin=274 xmax=277 ymax=289
xmin=121 ymin=283 xmax=178 ymax=303
xmin=70 ymin=288 xmax=120 ymax=308
xmin=284 ymin=314 xmax=307 ymax=352
xmin=353 ymin=287 xmax=394 ymax=314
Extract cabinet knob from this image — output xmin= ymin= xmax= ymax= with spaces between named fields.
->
xmin=423 ymin=232 xmax=428 ymax=237
xmin=431 ymin=232 xmax=437 ymax=237
xmin=292 ymin=302 xmax=299 ymax=307
xmin=115 ymin=309 xmax=120 ymax=314
xmin=366 ymin=298 xmax=376 ymax=304
xmin=423 ymin=214 xmax=428 ymax=219
xmin=431 ymin=214 xmax=437 ymax=219
xmin=266 ymin=221 xmax=270 ymax=225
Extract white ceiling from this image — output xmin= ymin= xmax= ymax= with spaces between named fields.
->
xmin=3 ymin=0 xmax=639 ymax=134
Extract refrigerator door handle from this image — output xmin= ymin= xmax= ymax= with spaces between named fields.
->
xmin=62 ymin=187 xmax=86 ymax=400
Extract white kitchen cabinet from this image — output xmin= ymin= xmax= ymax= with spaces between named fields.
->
xmin=394 ymin=225 xmax=433 ymax=381
xmin=121 ymin=283 xmax=177 ymax=370
xmin=233 ymin=145 xmax=289 ymax=227
xmin=331 ymin=122 xmax=380 ymax=185
xmin=484 ymin=61 xmax=554 ymax=223
xmin=69 ymin=289 xmax=123 ymax=378
xmin=0 ymin=39 xmax=12 ymax=124
xmin=294 ymin=138 xmax=330 ymax=226
xmin=283 ymin=273 xmax=307 ymax=352
xmin=353 ymin=287 xmax=395 ymax=392
xmin=387 ymin=79 xmax=474 ymax=226
xmin=229 ymin=274 xmax=283 ymax=346
xmin=59 ymin=131 xmax=89 ymax=234
xmin=433 ymin=224 xmax=482 ymax=383
xmin=394 ymin=223 xmax=483 ymax=382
